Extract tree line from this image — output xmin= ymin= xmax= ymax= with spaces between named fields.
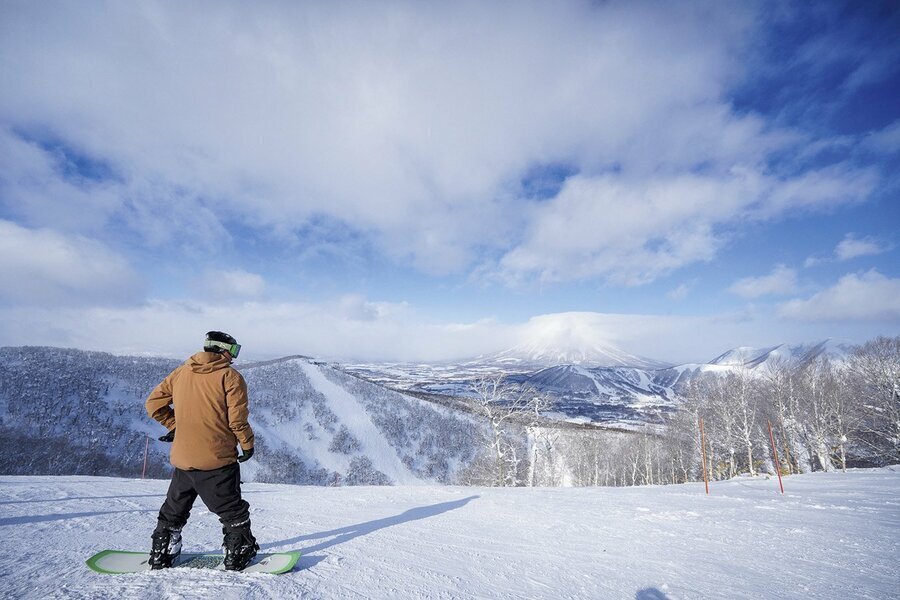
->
xmin=463 ymin=336 xmax=900 ymax=487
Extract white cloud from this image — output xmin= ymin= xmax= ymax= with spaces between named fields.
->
xmin=862 ymin=119 xmax=900 ymax=153
xmin=195 ymin=269 xmax=266 ymax=299
xmin=0 ymin=220 xmax=144 ymax=306
xmin=0 ymin=298 xmax=510 ymax=363
xmin=0 ymin=300 xmax=894 ymax=365
xmin=667 ymin=282 xmax=691 ymax=301
xmin=779 ymin=270 xmax=900 ymax=322
xmin=496 ymin=161 xmax=874 ymax=286
xmin=756 ymin=164 xmax=877 ymax=218
xmin=336 ymin=294 xmax=409 ymax=322
xmin=0 ymin=127 xmax=123 ymax=234
xmin=728 ymin=265 xmax=799 ymax=299
xmin=2 ymin=1 xmax=876 ymax=286
xmin=805 ymin=233 xmax=892 ymax=267
xmin=835 ymin=234 xmax=891 ymax=261
xmin=497 ymin=173 xmax=740 ymax=285
xmin=803 ymin=255 xmax=826 ymax=268
xmin=0 ymin=127 xmax=231 ymax=254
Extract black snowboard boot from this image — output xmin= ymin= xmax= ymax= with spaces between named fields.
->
xmin=149 ymin=525 xmax=182 ymax=570
xmin=222 ymin=520 xmax=259 ymax=571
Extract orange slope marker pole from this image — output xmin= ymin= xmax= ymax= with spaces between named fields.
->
xmin=699 ymin=417 xmax=709 ymax=495
xmin=767 ymin=420 xmax=784 ymax=494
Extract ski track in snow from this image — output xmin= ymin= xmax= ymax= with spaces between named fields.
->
xmin=1 ymin=469 xmax=898 ymax=599
xmin=299 ymin=362 xmax=422 ymax=485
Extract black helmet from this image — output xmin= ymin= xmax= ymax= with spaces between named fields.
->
xmin=204 ymin=331 xmax=241 ymax=358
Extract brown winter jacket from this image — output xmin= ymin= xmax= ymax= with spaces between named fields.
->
xmin=146 ymin=351 xmax=254 ymax=471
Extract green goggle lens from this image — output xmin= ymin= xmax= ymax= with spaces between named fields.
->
xmin=206 ymin=339 xmax=241 ymax=358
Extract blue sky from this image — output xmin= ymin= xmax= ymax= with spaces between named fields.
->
xmin=0 ymin=1 xmax=898 ymax=363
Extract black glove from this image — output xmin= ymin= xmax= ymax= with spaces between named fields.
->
xmin=237 ymin=447 xmax=254 ymax=463
xmin=158 ymin=428 xmax=175 ymax=443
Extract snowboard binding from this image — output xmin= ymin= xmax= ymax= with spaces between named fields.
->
xmin=149 ymin=526 xmax=183 ymax=570
xmin=222 ymin=522 xmax=259 ymax=571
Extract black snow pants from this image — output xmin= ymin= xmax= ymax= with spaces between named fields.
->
xmin=156 ymin=462 xmax=250 ymax=531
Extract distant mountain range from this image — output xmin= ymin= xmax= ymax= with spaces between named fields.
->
xmin=342 ymin=339 xmax=855 ymax=426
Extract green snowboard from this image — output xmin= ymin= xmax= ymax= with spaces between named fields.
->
xmin=86 ymin=549 xmax=301 ymax=575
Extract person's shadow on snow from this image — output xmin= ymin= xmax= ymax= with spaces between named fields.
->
xmin=264 ymin=495 xmax=479 ymax=568
xmin=636 ymin=588 xmax=671 ymax=600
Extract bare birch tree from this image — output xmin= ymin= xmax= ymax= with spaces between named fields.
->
xmin=470 ymin=376 xmax=548 ymax=487
xmin=760 ymin=358 xmax=806 ymax=473
xmin=847 ymin=336 xmax=900 ymax=464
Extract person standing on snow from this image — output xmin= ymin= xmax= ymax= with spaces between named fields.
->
xmin=145 ymin=331 xmax=259 ymax=571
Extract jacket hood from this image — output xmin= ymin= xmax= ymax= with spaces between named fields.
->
xmin=188 ymin=351 xmax=233 ymax=374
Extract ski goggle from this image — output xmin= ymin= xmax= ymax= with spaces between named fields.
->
xmin=205 ymin=339 xmax=241 ymax=358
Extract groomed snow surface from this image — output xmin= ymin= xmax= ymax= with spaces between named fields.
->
xmin=1 ymin=469 xmax=898 ymax=599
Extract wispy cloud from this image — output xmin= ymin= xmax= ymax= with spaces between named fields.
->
xmin=862 ymin=119 xmax=900 ymax=154
xmin=805 ymin=232 xmax=892 ymax=266
xmin=779 ymin=270 xmax=900 ymax=322
xmin=835 ymin=234 xmax=892 ymax=261
xmin=194 ymin=269 xmax=267 ymax=300
xmin=753 ymin=2 xmax=900 ymax=126
xmin=728 ymin=265 xmax=799 ymax=299
xmin=497 ymin=165 xmax=876 ymax=286
xmin=0 ymin=220 xmax=144 ymax=307
xmin=667 ymin=282 xmax=692 ymax=301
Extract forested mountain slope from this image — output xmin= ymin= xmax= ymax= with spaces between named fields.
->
xmin=0 ymin=347 xmax=484 ymax=484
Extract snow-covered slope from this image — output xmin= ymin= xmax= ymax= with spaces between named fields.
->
xmin=1 ymin=469 xmax=897 ymax=599
xmin=0 ymin=347 xmax=484 ymax=485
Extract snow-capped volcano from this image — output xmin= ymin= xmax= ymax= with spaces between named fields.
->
xmin=487 ymin=340 xmax=667 ymax=369
xmin=479 ymin=312 xmax=669 ymax=369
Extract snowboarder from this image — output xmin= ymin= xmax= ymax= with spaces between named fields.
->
xmin=145 ymin=331 xmax=259 ymax=571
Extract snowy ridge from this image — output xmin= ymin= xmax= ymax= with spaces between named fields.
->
xmin=1 ymin=469 xmax=897 ymax=599
xmin=708 ymin=339 xmax=852 ymax=369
